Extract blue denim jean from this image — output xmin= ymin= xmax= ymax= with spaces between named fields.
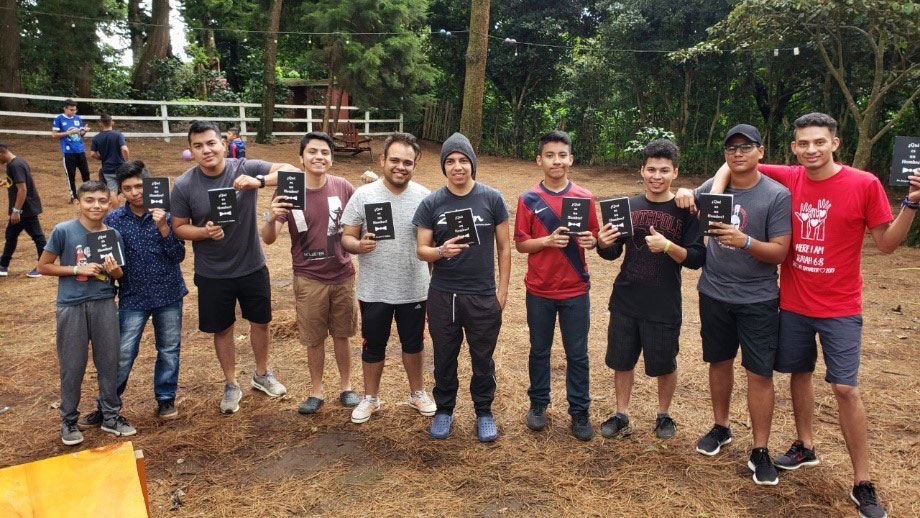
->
xmin=525 ymin=292 xmax=591 ymax=415
xmin=115 ymin=299 xmax=183 ymax=402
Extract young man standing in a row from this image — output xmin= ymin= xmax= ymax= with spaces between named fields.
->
xmin=52 ymin=99 xmax=90 ymax=201
xmin=171 ymin=120 xmax=293 ymax=414
xmin=414 ymin=132 xmax=511 ymax=442
xmin=341 ymin=132 xmax=437 ymax=423
xmin=262 ymin=132 xmax=359 ymax=415
xmin=90 ymin=113 xmax=130 ymax=208
xmin=515 ymin=130 xmax=598 ymax=440
xmin=0 ymin=142 xmax=45 ymax=278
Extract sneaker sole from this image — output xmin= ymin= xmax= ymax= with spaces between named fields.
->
xmin=411 ymin=403 xmax=437 ymax=417
xmin=101 ymin=426 xmax=137 ymax=437
xmin=158 ymin=410 xmax=179 ymax=420
xmin=61 ymin=436 xmax=84 ymax=446
xmin=774 ymin=458 xmax=820 ymax=471
xmin=747 ymin=460 xmax=779 ymax=486
xmin=76 ymin=421 xmax=102 ymax=431
xmin=601 ymin=424 xmax=633 ymax=439
xmin=27 ymin=274 xmax=41 ymax=278
xmin=251 ymin=379 xmax=286 ymax=398
xmin=849 ymin=492 xmax=887 ymax=518
xmin=221 ymin=394 xmax=242 ymax=414
xmin=696 ymin=437 xmax=732 ymax=456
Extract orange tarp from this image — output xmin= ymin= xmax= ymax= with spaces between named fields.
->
xmin=0 ymin=441 xmax=149 ymax=518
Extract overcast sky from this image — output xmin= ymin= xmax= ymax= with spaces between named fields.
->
xmin=103 ymin=1 xmax=189 ymax=66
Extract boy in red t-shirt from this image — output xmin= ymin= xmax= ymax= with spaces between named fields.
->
xmin=685 ymin=113 xmax=919 ymax=518
xmin=514 ymin=130 xmax=599 ymax=441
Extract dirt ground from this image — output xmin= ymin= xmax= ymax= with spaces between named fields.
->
xmin=0 ymin=133 xmax=917 ymax=517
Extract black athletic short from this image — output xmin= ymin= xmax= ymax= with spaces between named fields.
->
xmin=193 ymin=266 xmax=272 ymax=333
xmin=359 ymin=300 xmax=426 ymax=363
xmin=606 ymin=311 xmax=680 ymax=377
xmin=699 ymin=292 xmax=778 ymax=378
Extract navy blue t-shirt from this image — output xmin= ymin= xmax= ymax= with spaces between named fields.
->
xmin=90 ymin=130 xmax=127 ymax=174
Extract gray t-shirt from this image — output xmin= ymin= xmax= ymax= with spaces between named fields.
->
xmin=45 ymin=219 xmax=122 ymax=306
xmin=695 ymin=175 xmax=792 ymax=303
xmin=412 ymin=182 xmax=509 ymax=295
xmin=342 ymin=180 xmax=431 ymax=304
xmin=170 ymin=158 xmax=270 ymax=279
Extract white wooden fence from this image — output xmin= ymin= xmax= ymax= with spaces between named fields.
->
xmin=0 ymin=92 xmax=403 ymax=142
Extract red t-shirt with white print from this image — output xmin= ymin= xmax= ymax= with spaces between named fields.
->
xmin=758 ymin=164 xmax=892 ymax=317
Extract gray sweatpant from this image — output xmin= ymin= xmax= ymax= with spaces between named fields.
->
xmin=56 ymin=298 xmax=121 ymax=423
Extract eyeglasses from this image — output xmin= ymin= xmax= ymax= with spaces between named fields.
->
xmin=724 ymin=143 xmax=758 ymax=153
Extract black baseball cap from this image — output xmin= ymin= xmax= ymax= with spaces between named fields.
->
xmin=723 ymin=124 xmax=762 ymax=146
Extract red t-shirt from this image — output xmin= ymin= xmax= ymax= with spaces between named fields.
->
xmin=758 ymin=164 xmax=892 ymax=317
xmin=514 ymin=181 xmax=600 ymax=299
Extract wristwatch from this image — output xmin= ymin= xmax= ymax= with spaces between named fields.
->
xmin=256 ymin=175 xmax=266 ymax=188
xmin=11 ymin=207 xmax=23 ymax=214
xmin=902 ymin=196 xmax=920 ymax=210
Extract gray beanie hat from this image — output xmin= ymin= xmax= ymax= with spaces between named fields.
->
xmin=440 ymin=132 xmax=477 ymax=180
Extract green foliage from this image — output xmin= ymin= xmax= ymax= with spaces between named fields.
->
xmin=625 ymin=127 xmax=676 ymax=155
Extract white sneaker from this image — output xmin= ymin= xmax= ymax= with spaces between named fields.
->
xmin=408 ymin=390 xmax=436 ymax=417
xmin=351 ymin=396 xmax=381 ymax=424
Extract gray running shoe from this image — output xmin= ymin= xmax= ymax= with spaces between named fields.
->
xmin=101 ymin=415 xmax=137 ymax=437
xmin=77 ymin=409 xmax=104 ymax=430
xmin=61 ymin=421 xmax=84 ymax=446
xmin=252 ymin=371 xmax=287 ymax=397
xmin=220 ymin=383 xmax=242 ymax=414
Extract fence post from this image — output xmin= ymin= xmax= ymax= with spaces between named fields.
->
xmin=239 ymin=105 xmax=247 ymax=136
xmin=160 ymin=104 xmax=170 ymax=142
xmin=364 ymin=111 xmax=370 ymax=135
xmin=307 ymin=107 xmax=313 ymax=133
xmin=399 ymin=113 xmax=404 ymax=133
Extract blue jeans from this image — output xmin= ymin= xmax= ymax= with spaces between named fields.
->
xmin=526 ymin=292 xmax=591 ymax=415
xmin=116 ymin=299 xmax=183 ymax=402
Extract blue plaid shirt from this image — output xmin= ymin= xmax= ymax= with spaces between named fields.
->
xmin=104 ymin=205 xmax=188 ymax=311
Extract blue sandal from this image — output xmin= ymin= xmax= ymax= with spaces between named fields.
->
xmin=429 ymin=413 xmax=453 ymax=439
xmin=477 ymin=415 xmax=498 ymax=442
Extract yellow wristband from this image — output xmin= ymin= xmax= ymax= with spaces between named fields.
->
xmin=663 ymin=240 xmax=672 ymax=253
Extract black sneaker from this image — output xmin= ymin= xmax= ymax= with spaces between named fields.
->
xmin=600 ymin=413 xmax=632 ymax=439
xmin=696 ymin=424 xmax=732 ymax=456
xmin=77 ymin=409 xmax=104 ymax=430
xmin=748 ymin=448 xmax=779 ymax=486
xmin=158 ymin=399 xmax=178 ymax=420
xmin=570 ymin=412 xmax=594 ymax=441
xmin=850 ymin=481 xmax=887 ymax=518
xmin=526 ymin=403 xmax=547 ymax=431
xmin=774 ymin=440 xmax=820 ymax=470
xmin=654 ymin=414 xmax=677 ymax=439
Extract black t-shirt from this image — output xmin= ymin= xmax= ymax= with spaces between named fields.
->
xmin=598 ymin=195 xmax=705 ymax=323
xmin=90 ymin=130 xmax=127 ymax=174
xmin=5 ymin=157 xmax=42 ymax=217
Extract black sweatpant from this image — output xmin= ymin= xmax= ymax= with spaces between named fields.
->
xmin=1 ymin=215 xmax=46 ymax=267
xmin=63 ymin=152 xmax=90 ymax=199
xmin=427 ymin=287 xmax=502 ymax=417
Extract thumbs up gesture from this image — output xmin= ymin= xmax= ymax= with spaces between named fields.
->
xmin=645 ymin=225 xmax=671 ymax=254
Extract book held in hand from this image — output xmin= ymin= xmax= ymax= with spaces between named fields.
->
xmin=599 ymin=197 xmax=633 ymax=237
xmin=278 ymin=170 xmax=305 ymax=210
xmin=364 ymin=202 xmax=395 ymax=240
xmin=87 ymin=229 xmax=125 ymax=266
xmin=700 ymin=193 xmax=734 ymax=235
xmin=143 ymin=177 xmax=170 ymax=211
xmin=444 ymin=208 xmax=481 ymax=246
xmin=890 ymin=136 xmax=920 ymax=187
xmin=560 ymin=197 xmax=590 ymax=235
xmin=208 ymin=188 xmax=238 ymax=225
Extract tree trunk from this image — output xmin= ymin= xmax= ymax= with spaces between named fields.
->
xmin=256 ymin=0 xmax=283 ymax=144
xmin=332 ymin=88 xmax=345 ymax=135
xmin=0 ymin=0 xmax=23 ymax=109
xmin=322 ymin=68 xmax=334 ymax=133
xmin=127 ymin=0 xmax=145 ymax=65
xmin=459 ymin=0 xmax=490 ymax=152
xmin=131 ymin=0 xmax=171 ymax=93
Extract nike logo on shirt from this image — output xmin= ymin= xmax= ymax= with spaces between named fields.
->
xmin=535 ymin=207 xmax=548 ymax=214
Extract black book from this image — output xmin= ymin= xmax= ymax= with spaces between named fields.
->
xmin=700 ymin=193 xmax=734 ymax=235
xmin=208 ymin=188 xmax=238 ymax=225
xmin=87 ymin=229 xmax=125 ymax=266
xmin=599 ymin=197 xmax=633 ymax=237
xmin=278 ymin=170 xmax=305 ymax=210
xmin=890 ymin=136 xmax=920 ymax=187
xmin=143 ymin=177 xmax=170 ymax=211
xmin=444 ymin=208 xmax=480 ymax=246
xmin=560 ymin=197 xmax=590 ymax=235
xmin=364 ymin=202 xmax=395 ymax=240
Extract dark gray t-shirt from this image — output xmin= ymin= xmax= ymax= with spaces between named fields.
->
xmin=412 ymin=182 xmax=508 ymax=295
xmin=695 ymin=175 xmax=792 ymax=303
xmin=45 ymin=219 xmax=122 ymax=306
xmin=170 ymin=158 xmax=270 ymax=279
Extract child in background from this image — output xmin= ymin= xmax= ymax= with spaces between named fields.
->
xmin=227 ymin=127 xmax=246 ymax=159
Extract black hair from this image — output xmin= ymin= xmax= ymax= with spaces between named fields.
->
xmin=63 ymin=99 xmax=76 ymax=108
xmin=228 ymin=127 xmax=240 ymax=136
xmin=114 ymin=160 xmax=149 ymax=190
xmin=299 ymin=131 xmax=335 ymax=157
xmin=641 ymin=139 xmax=680 ymax=167
xmin=383 ymin=132 xmax=420 ymax=159
xmin=100 ymin=113 xmax=113 ymax=126
xmin=187 ymin=120 xmax=222 ymax=144
xmin=75 ymin=180 xmax=109 ymax=198
xmin=0 ymin=142 xmax=8 ymax=153
xmin=538 ymin=130 xmax=572 ymax=155
xmin=794 ymin=112 xmax=838 ymax=137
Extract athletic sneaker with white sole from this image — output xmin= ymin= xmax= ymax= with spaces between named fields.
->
xmin=61 ymin=421 xmax=84 ymax=445
xmin=748 ymin=447 xmax=779 ymax=486
xmin=850 ymin=481 xmax=887 ymax=518
xmin=251 ymin=371 xmax=287 ymax=397
xmin=351 ymin=396 xmax=382 ymax=423
xmin=220 ymin=383 xmax=242 ymax=414
xmin=408 ymin=390 xmax=436 ymax=416
xmin=696 ymin=424 xmax=732 ymax=456
xmin=101 ymin=415 xmax=137 ymax=437
xmin=774 ymin=440 xmax=820 ymax=470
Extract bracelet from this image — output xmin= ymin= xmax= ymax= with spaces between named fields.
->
xmin=437 ymin=246 xmax=443 ymax=258
xmin=663 ymin=240 xmax=672 ymax=253
xmin=73 ymin=265 xmax=79 ymax=276
xmin=11 ymin=207 xmax=23 ymax=214
xmin=902 ymin=197 xmax=920 ymax=210
xmin=743 ymin=236 xmax=752 ymax=250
